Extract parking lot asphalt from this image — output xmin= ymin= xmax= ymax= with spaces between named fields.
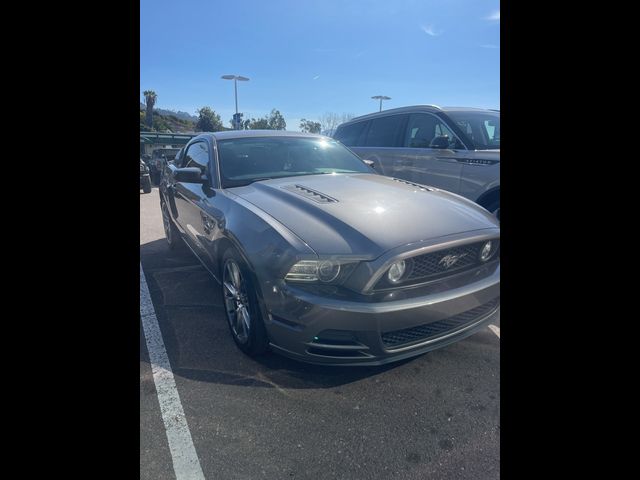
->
xmin=140 ymin=187 xmax=500 ymax=480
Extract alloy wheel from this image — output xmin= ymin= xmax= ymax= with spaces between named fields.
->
xmin=223 ymin=259 xmax=251 ymax=344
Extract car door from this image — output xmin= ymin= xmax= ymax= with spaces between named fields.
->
xmin=173 ymin=140 xmax=219 ymax=266
xmin=398 ymin=113 xmax=467 ymax=194
xmin=347 ymin=114 xmax=411 ymax=177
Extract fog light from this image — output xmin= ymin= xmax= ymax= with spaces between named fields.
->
xmin=388 ymin=260 xmax=406 ymax=283
xmin=480 ymin=241 xmax=493 ymax=261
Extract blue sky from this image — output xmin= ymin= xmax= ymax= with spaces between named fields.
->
xmin=140 ymin=0 xmax=499 ymax=131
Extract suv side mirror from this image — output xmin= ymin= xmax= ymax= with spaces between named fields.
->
xmin=429 ymin=135 xmax=451 ymax=149
xmin=363 ymin=159 xmax=375 ymax=168
xmin=174 ymin=167 xmax=205 ymax=184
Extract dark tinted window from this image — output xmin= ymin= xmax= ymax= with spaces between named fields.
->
xmin=404 ymin=113 xmax=464 ymax=149
xmin=334 ymin=121 xmax=367 ymax=146
xmin=183 ymin=142 xmax=210 ymax=172
xmin=364 ymin=114 xmax=406 ymax=147
xmin=171 ymin=148 xmax=184 ymax=167
xmin=217 ymin=137 xmax=372 ymax=188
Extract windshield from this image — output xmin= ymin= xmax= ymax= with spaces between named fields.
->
xmin=446 ymin=111 xmax=500 ymax=150
xmin=217 ymin=137 xmax=373 ymax=188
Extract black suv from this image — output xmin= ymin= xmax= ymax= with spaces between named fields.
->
xmin=140 ymin=158 xmax=152 ymax=193
xmin=150 ymin=148 xmax=180 ymax=184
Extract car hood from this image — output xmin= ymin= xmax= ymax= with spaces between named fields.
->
xmin=231 ymin=173 xmax=498 ymax=258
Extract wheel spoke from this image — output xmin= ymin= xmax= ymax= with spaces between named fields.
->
xmin=230 ymin=262 xmax=242 ymax=290
xmin=239 ymin=305 xmax=250 ymax=338
xmin=223 ymin=281 xmax=237 ymax=298
xmin=235 ymin=306 xmax=245 ymax=338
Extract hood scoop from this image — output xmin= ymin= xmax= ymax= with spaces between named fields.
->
xmin=282 ymin=184 xmax=339 ymax=204
xmin=392 ymin=178 xmax=434 ymax=191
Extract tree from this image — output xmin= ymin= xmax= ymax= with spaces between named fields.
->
xmin=248 ymin=117 xmax=270 ymax=129
xmin=299 ymin=119 xmax=322 ymax=134
xmin=143 ymin=90 xmax=157 ymax=128
xmin=246 ymin=109 xmax=287 ymax=130
xmin=267 ymin=109 xmax=287 ymax=130
xmin=196 ymin=107 xmax=224 ymax=132
xmin=319 ymin=112 xmax=355 ymax=136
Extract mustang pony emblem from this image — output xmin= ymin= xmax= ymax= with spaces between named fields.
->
xmin=439 ymin=253 xmax=467 ymax=269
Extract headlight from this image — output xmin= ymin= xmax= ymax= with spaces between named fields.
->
xmin=318 ymin=260 xmax=340 ymax=283
xmin=480 ymin=241 xmax=494 ymax=261
xmin=285 ymin=260 xmax=354 ymax=284
xmin=387 ymin=260 xmax=406 ymax=283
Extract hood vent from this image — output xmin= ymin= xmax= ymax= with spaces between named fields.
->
xmin=283 ymin=184 xmax=339 ymax=204
xmin=392 ymin=178 xmax=433 ymax=191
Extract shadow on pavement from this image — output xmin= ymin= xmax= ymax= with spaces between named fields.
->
xmin=140 ymin=238 xmax=416 ymax=391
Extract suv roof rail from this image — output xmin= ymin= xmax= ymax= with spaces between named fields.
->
xmin=422 ymin=104 xmax=442 ymax=110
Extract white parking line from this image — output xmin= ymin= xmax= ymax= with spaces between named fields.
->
xmin=488 ymin=324 xmax=500 ymax=338
xmin=140 ymin=263 xmax=205 ymax=480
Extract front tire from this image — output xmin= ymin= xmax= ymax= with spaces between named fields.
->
xmin=221 ymin=247 xmax=269 ymax=356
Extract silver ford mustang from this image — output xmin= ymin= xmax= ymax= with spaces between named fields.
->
xmin=159 ymin=130 xmax=500 ymax=366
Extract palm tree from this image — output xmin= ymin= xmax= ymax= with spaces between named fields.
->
xmin=143 ymin=90 xmax=157 ymax=128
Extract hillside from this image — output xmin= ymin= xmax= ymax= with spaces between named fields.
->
xmin=140 ymin=106 xmax=197 ymax=133
xmin=139 ymin=103 xmax=198 ymax=122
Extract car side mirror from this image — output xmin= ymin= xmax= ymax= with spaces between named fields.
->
xmin=174 ymin=167 xmax=205 ymax=184
xmin=363 ymin=159 xmax=375 ymax=168
xmin=429 ymin=135 xmax=451 ymax=149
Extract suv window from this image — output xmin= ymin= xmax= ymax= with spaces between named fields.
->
xmin=445 ymin=111 xmax=500 ymax=150
xmin=404 ymin=113 xmax=464 ymax=149
xmin=183 ymin=142 xmax=210 ymax=172
xmin=364 ymin=114 xmax=406 ymax=147
xmin=334 ymin=121 xmax=367 ymax=146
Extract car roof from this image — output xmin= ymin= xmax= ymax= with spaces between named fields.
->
xmin=339 ymin=105 xmax=499 ymax=126
xmin=194 ymin=130 xmax=330 ymax=142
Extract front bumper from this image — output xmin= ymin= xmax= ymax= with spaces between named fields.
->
xmin=262 ymin=265 xmax=500 ymax=366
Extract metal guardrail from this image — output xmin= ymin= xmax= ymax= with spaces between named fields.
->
xmin=140 ymin=132 xmax=197 ymax=144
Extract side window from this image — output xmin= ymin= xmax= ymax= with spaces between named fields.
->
xmin=404 ymin=114 xmax=464 ymax=149
xmin=334 ymin=121 xmax=367 ymax=146
xmin=173 ymin=148 xmax=184 ymax=167
xmin=364 ymin=115 xmax=406 ymax=147
xmin=183 ymin=142 xmax=210 ymax=173
xmin=483 ymin=120 xmax=500 ymax=143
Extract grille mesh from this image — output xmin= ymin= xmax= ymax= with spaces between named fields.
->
xmin=381 ymin=298 xmax=499 ymax=348
xmin=408 ymin=243 xmax=485 ymax=280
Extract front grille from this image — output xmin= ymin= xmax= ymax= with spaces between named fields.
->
xmin=409 ymin=243 xmax=486 ymax=280
xmin=375 ymin=240 xmax=499 ymax=290
xmin=381 ymin=298 xmax=499 ymax=348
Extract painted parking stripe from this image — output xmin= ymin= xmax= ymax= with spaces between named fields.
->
xmin=488 ymin=324 xmax=500 ymax=338
xmin=140 ymin=263 xmax=205 ymax=480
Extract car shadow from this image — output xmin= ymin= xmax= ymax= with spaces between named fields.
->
xmin=140 ymin=238 xmax=416 ymax=390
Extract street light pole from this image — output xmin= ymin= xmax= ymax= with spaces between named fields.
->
xmin=371 ymin=95 xmax=391 ymax=112
xmin=222 ymin=74 xmax=250 ymax=129
xmin=234 ymin=78 xmax=238 ymax=117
